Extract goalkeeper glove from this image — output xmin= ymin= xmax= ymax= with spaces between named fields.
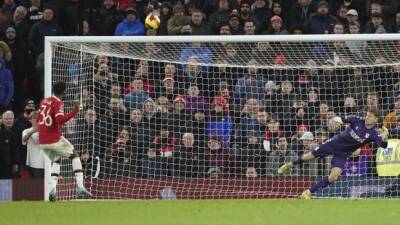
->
xmin=332 ymin=116 xmax=343 ymax=125
xmin=380 ymin=126 xmax=389 ymax=142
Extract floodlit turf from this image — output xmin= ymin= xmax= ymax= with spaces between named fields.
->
xmin=1 ymin=199 xmax=399 ymax=225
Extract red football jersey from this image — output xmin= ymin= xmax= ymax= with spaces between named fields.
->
xmin=38 ymin=96 xmax=78 ymax=144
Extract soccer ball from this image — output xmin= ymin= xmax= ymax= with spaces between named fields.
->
xmin=145 ymin=13 xmax=160 ymax=30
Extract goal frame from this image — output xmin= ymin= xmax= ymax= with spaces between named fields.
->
xmin=44 ymin=33 xmax=400 ymax=200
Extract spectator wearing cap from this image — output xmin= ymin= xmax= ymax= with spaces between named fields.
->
xmin=114 ymin=7 xmax=145 ymax=36
xmin=263 ymin=15 xmax=288 ymax=34
xmin=185 ymin=84 xmax=209 ymax=115
xmin=233 ymin=59 xmax=265 ymax=105
xmin=305 ymin=1 xmax=336 ymax=34
xmin=158 ymin=75 xmax=177 ymax=102
xmin=14 ymin=98 xmax=36 ymax=165
xmin=251 ymin=0 xmax=272 ymax=32
xmin=228 ymin=9 xmax=243 ymax=35
xmin=91 ymin=0 xmax=123 ymax=35
xmin=364 ymin=12 xmax=387 ymax=33
xmin=267 ymin=136 xmax=298 ymax=176
xmin=207 ymin=95 xmax=233 ymax=148
xmin=346 ymin=9 xmax=363 ymax=31
xmin=167 ymin=3 xmax=191 ymax=35
xmin=298 ymin=131 xmax=318 ymax=175
xmin=288 ymin=106 xmax=308 ymax=136
xmin=208 ymin=0 xmax=232 ymax=34
xmin=329 ymin=0 xmax=367 ymax=24
xmin=0 ymin=57 xmax=13 ymax=113
xmin=4 ymin=25 xmax=29 ymax=111
xmin=211 ymin=82 xmax=232 ymax=116
xmin=190 ymin=8 xmax=210 ymax=35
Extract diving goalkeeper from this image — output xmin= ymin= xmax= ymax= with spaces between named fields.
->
xmin=278 ymin=108 xmax=389 ymax=199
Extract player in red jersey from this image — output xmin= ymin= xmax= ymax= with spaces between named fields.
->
xmin=38 ymin=81 xmax=92 ymax=201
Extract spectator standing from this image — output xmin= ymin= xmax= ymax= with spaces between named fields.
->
xmin=0 ymin=115 xmax=18 ymax=178
xmin=0 ymin=57 xmax=13 ymax=112
xmin=28 ymin=7 xmax=62 ymax=56
xmin=9 ymin=6 xmax=30 ymax=42
xmin=124 ymin=79 xmax=150 ymax=110
xmin=91 ymin=0 xmax=123 ymax=35
xmin=114 ymin=8 xmax=145 ymax=36
xmin=26 ymin=0 xmax=43 ymax=26
xmin=208 ymin=0 xmax=231 ymax=34
xmin=305 ymin=1 xmax=336 ymax=34
xmin=207 ymin=97 xmax=233 ymax=148
xmin=167 ymin=3 xmax=191 ymax=35
xmin=22 ymin=111 xmax=44 ymax=178
xmin=267 ymin=136 xmax=297 ymax=176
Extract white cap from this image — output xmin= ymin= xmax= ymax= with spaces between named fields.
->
xmin=300 ymin=132 xmax=314 ymax=141
xmin=265 ymin=81 xmax=277 ymax=90
xmin=347 ymin=9 xmax=358 ymax=16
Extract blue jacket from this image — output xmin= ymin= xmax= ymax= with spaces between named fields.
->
xmin=207 ymin=115 xmax=233 ymax=148
xmin=0 ymin=58 xmax=13 ymax=108
xmin=124 ymin=91 xmax=149 ymax=110
xmin=233 ymin=75 xmax=264 ymax=104
xmin=305 ymin=14 xmax=336 ymax=34
xmin=114 ymin=19 xmax=145 ymax=36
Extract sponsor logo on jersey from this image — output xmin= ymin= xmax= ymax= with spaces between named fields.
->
xmin=350 ymin=129 xmax=366 ymax=143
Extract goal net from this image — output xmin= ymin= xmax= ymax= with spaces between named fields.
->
xmin=45 ymin=34 xmax=400 ymax=200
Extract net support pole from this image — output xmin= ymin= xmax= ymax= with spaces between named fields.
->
xmin=43 ymin=37 xmax=53 ymax=201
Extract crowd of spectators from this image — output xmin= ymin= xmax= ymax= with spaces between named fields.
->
xmin=1 ymin=0 xmax=400 ymax=180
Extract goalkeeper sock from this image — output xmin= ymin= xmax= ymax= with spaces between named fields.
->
xmin=292 ymin=158 xmax=304 ymax=165
xmin=72 ymin=157 xmax=84 ymax=188
xmin=309 ymin=177 xmax=330 ymax=193
xmin=51 ymin=162 xmax=60 ymax=190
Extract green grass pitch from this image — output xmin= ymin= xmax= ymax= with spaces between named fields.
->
xmin=1 ymin=199 xmax=399 ymax=225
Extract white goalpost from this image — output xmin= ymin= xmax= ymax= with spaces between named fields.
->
xmin=44 ymin=34 xmax=400 ymax=200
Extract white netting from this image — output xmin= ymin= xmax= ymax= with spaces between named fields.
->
xmin=48 ymin=35 xmax=400 ymax=200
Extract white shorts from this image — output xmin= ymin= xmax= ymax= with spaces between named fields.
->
xmin=40 ymin=137 xmax=74 ymax=161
